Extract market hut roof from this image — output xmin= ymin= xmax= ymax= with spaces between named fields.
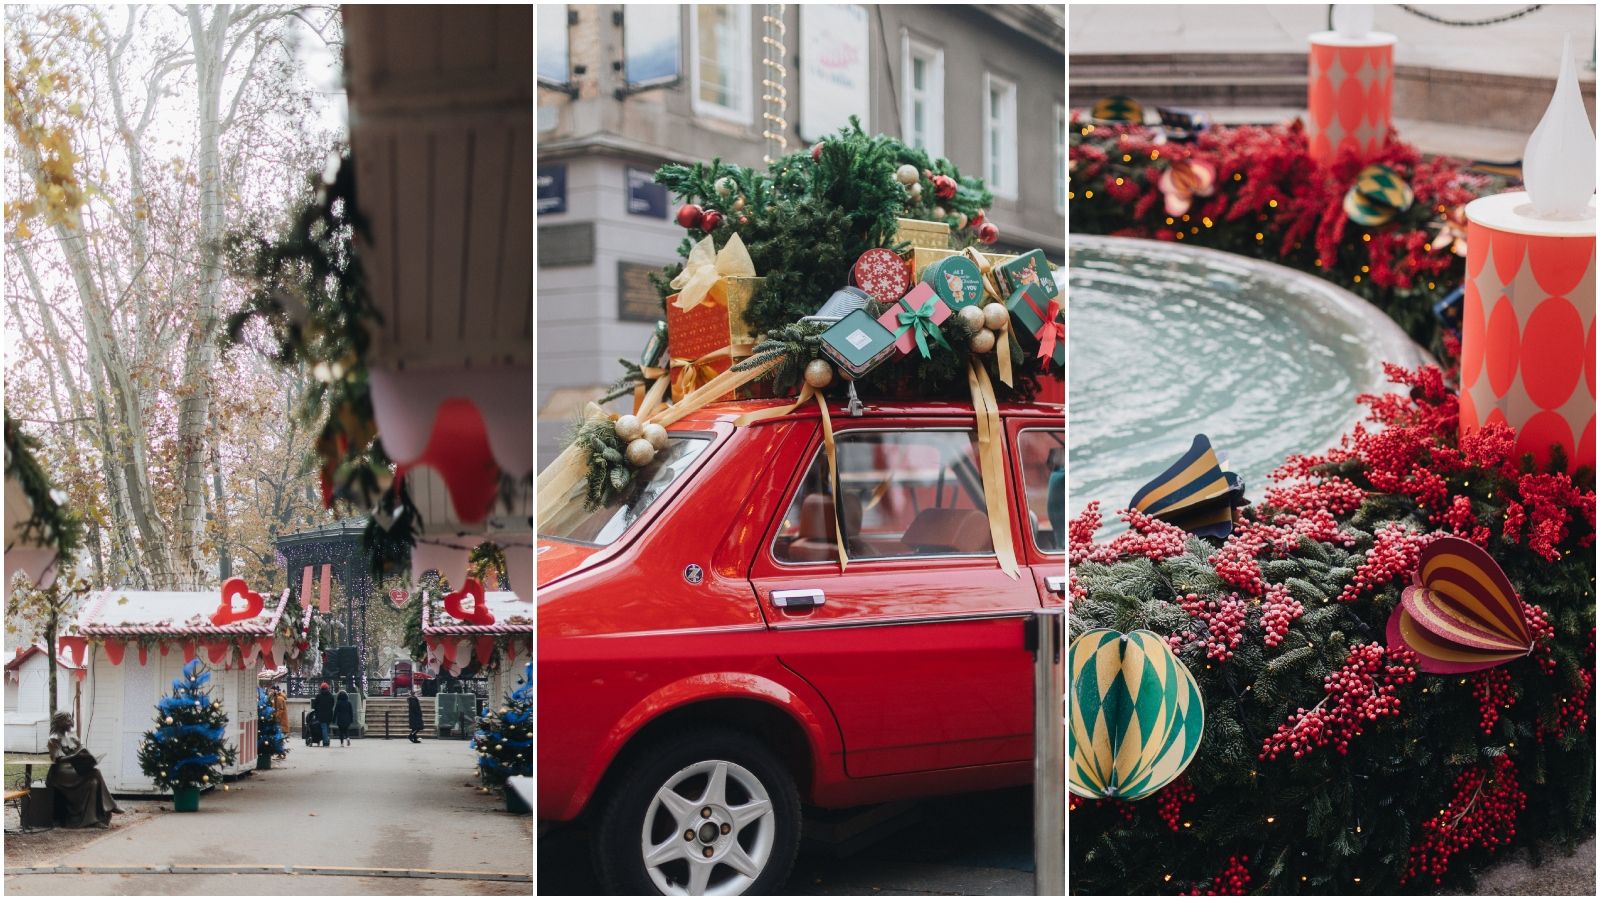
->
xmin=77 ymin=588 xmax=290 ymax=638
xmin=421 ymin=591 xmax=531 ymax=636
xmin=5 ymin=643 xmax=84 ymax=672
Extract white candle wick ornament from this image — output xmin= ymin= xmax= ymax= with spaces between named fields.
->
xmin=1522 ymin=35 xmax=1598 ymax=219
xmin=1331 ymin=4 xmax=1375 ymax=40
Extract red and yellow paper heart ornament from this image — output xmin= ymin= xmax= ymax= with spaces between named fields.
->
xmin=210 ymin=577 xmax=265 ymax=627
xmin=1386 ymin=537 xmax=1534 ymax=674
xmin=1158 ymin=159 xmax=1216 ymax=217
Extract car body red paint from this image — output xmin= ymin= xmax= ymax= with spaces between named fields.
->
xmin=537 ymin=399 xmax=1064 ymax=822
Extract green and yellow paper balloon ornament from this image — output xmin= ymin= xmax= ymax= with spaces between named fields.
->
xmin=1343 ymin=163 xmax=1415 ymax=227
xmin=1069 ymin=628 xmax=1205 ymax=801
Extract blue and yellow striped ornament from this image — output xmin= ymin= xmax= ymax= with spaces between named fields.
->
xmin=1069 ymin=628 xmax=1205 ymax=801
xmin=1343 ymin=163 xmax=1415 ymax=227
xmin=1130 ymin=434 xmax=1243 ymax=538
xmin=1091 ymin=95 xmax=1144 ymax=124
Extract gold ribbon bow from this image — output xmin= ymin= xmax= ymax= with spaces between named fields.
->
xmin=962 ymin=247 xmax=1014 ymax=388
xmin=669 ymin=343 xmax=752 ymax=399
xmin=670 ymin=233 xmax=757 ymax=311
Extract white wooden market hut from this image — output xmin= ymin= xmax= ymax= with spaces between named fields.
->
xmin=4 ymin=644 xmax=84 ymax=754
xmin=420 ymin=590 xmax=532 ymax=709
xmin=60 ymin=584 xmax=290 ymax=794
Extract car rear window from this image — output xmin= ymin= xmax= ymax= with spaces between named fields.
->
xmin=539 ymin=436 xmax=711 ymax=546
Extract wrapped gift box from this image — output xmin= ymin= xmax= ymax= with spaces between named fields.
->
xmin=665 ymin=275 xmax=769 ymax=402
xmin=895 ymin=216 xmax=951 ymax=250
xmin=920 ymin=255 xmax=985 ymax=309
xmin=876 ymin=283 xmax=953 ymax=358
xmin=1007 ymin=283 xmax=1064 ymax=370
xmin=820 ymin=308 xmax=898 ymax=378
xmin=994 ymin=249 xmax=1058 ymax=303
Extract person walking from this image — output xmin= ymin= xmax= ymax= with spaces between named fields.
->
xmin=312 ymin=683 xmax=336 ymax=747
xmin=407 ymin=690 xmax=424 ymax=743
xmin=334 ymin=690 xmax=355 ymax=746
xmin=271 ymin=686 xmax=290 ymax=759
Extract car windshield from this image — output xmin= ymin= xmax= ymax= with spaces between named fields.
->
xmin=539 ymin=436 xmax=710 ymax=546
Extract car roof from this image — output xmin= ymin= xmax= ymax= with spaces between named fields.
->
xmin=664 ymin=398 xmax=1064 ymax=430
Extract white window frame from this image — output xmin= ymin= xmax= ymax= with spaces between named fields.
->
xmin=983 ymin=72 xmax=1018 ymax=200
xmin=689 ymin=5 xmax=753 ymax=125
xmin=1054 ymin=102 xmax=1066 ymax=214
xmin=900 ymin=31 xmax=945 ymax=158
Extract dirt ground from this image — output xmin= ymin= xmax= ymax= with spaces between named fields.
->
xmin=4 ymin=797 xmax=165 ymax=867
xmin=1442 ymin=836 xmax=1595 ymax=897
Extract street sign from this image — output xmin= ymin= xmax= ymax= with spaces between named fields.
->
xmin=626 ymin=167 xmax=668 ymax=218
xmin=537 ymin=163 xmax=567 ymax=215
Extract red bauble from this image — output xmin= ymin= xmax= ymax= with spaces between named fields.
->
xmin=699 ymin=209 xmax=724 ymax=231
xmin=970 ymin=209 xmax=987 ymax=228
xmin=676 ymin=203 xmax=704 ymax=229
xmin=738 ymin=215 xmax=748 ymax=225
xmin=810 ymin=142 xmax=824 ymax=161
xmin=933 ymin=175 xmax=958 ymax=200
xmin=977 ymin=222 xmax=999 ymax=244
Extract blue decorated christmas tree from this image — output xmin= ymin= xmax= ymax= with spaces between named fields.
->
xmin=472 ymin=662 xmax=531 ymax=786
xmin=137 ymin=659 xmax=234 ymax=790
xmin=257 ymin=687 xmax=285 ymax=759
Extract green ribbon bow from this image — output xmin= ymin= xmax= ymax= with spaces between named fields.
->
xmin=893 ymin=297 xmax=952 ymax=359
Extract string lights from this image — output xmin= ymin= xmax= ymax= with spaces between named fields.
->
xmin=760 ymin=5 xmax=789 ymax=164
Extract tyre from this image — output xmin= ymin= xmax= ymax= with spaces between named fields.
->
xmin=593 ymin=728 xmax=801 ymax=895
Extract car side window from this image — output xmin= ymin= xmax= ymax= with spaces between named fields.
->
xmin=773 ymin=430 xmax=994 ymax=563
xmin=1017 ymin=429 xmax=1066 ymax=552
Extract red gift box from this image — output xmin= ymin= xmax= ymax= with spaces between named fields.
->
xmin=876 ymin=283 xmax=953 ymax=357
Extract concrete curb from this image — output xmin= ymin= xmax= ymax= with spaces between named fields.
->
xmin=4 ymin=864 xmax=530 ymax=882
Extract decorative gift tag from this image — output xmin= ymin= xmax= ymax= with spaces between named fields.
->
xmin=921 ymin=256 xmax=984 ymax=309
xmin=851 ymin=248 xmax=912 ymax=304
xmin=820 ymin=309 xmax=898 ymax=378
xmin=876 ymin=283 xmax=952 ymax=358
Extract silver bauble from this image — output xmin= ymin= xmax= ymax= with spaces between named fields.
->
xmin=613 ymin=414 xmax=644 ymax=442
xmin=969 ymin=328 xmax=997 ymax=354
xmin=625 ymin=438 xmax=657 ymax=467
xmin=933 ymin=205 xmax=947 ymax=219
xmin=714 ymin=176 xmax=737 ymax=197
xmin=642 ymin=423 xmax=669 ymax=451
xmin=983 ymin=303 xmax=1010 ymax=332
xmin=803 ymin=359 xmax=834 ymax=389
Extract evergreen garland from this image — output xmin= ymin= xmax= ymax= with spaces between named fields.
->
xmin=1069 ymin=365 xmax=1595 ymax=895
xmin=137 ymin=659 xmax=235 ymax=791
xmin=472 ymin=662 xmax=532 ymax=786
xmin=3 ymin=411 xmax=81 ymax=560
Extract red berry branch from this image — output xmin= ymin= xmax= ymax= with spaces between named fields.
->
xmin=1338 ymin=522 xmax=1429 ymax=603
xmin=1470 ymin=667 xmax=1515 ymax=736
xmin=1403 ymin=756 xmax=1525 ymax=885
xmin=1156 ymin=778 xmax=1197 ymax=833
xmin=1181 ymin=855 xmax=1252 ymax=896
xmin=1259 ymin=643 xmax=1419 ymax=761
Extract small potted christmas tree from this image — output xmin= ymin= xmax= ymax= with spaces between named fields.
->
xmin=137 ymin=659 xmax=234 ymax=811
xmin=256 ymin=687 xmax=284 ymax=770
xmin=471 ymin=662 xmax=531 ymax=813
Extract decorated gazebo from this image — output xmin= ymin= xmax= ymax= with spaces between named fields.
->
xmin=420 ymin=585 xmax=531 ymax=706
xmin=60 ymin=580 xmax=290 ymax=793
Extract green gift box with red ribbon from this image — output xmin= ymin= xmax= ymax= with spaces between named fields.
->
xmin=1007 ymin=283 xmax=1064 ymax=370
xmin=876 ymin=283 xmax=953 ymax=359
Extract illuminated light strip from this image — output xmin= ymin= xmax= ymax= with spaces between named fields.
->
xmin=760 ymin=5 xmax=789 ymax=164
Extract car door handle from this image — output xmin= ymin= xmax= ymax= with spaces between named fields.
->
xmin=1044 ymin=576 xmax=1066 ymax=595
xmin=771 ymin=589 xmax=825 ymax=612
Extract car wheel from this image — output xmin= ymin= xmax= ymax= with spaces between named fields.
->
xmin=593 ymin=728 xmax=800 ymax=896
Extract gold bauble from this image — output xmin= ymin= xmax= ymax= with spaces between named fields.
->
xmin=954 ymin=212 xmax=968 ymax=229
xmin=625 ymin=438 xmax=656 ymax=467
xmin=803 ymin=359 xmax=834 ymax=389
xmin=983 ymin=303 xmax=1010 ymax=332
xmin=896 ymin=163 xmax=920 ymax=185
xmin=956 ymin=305 xmax=985 ymax=333
xmin=613 ymin=414 xmax=644 ymax=442
xmin=642 ymin=423 xmax=669 ymax=451
xmin=969 ymin=328 xmax=997 ymax=354
xmin=909 ymin=182 xmax=923 ymax=200
xmin=933 ymin=205 xmax=947 ymax=219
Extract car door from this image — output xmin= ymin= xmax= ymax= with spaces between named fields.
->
xmin=1009 ymin=417 xmax=1068 ymax=606
xmin=748 ymin=419 xmax=1040 ymax=779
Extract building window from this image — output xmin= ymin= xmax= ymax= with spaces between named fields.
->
xmin=1054 ymin=102 xmax=1066 ymax=213
xmin=983 ymin=73 xmax=1018 ymax=199
xmin=901 ymin=33 xmax=944 ymax=157
xmin=624 ymin=5 xmax=681 ymax=88
xmin=536 ymin=4 xmax=570 ymax=86
xmin=690 ymin=5 xmax=752 ymax=123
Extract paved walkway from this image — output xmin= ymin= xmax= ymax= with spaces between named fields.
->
xmin=4 ymin=738 xmax=531 ymax=896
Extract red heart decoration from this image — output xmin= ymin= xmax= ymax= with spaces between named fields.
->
xmin=211 ymin=577 xmax=264 ymax=627
xmin=443 ymin=578 xmax=496 ymax=626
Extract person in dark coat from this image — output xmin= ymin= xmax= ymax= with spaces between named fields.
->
xmin=407 ymin=690 xmax=424 ymax=743
xmin=333 ymin=690 xmax=355 ymax=746
xmin=45 ymin=712 xmax=121 ymax=828
xmin=312 ymin=683 xmax=335 ymax=747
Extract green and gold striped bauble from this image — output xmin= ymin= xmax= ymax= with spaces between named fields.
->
xmin=1343 ymin=163 xmax=1415 ymax=227
xmin=1091 ymin=95 xmax=1144 ymax=124
xmin=1069 ymin=628 xmax=1205 ymax=801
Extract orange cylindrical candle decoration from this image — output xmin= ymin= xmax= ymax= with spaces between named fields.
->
xmin=1306 ymin=32 xmax=1395 ymax=165
xmin=1461 ymin=191 xmax=1596 ymax=474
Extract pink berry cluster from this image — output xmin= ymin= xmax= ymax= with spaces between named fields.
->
xmin=1258 ymin=643 xmax=1419 ymax=762
xmin=1263 ymin=475 xmax=1366 ymax=517
xmin=1155 ymin=777 xmax=1195 ymax=832
xmin=1402 ymin=756 xmax=1525 ymax=885
xmin=1536 ymin=664 xmax=1592 ymax=745
xmin=1442 ymin=495 xmax=1490 ymax=545
xmin=1069 ymin=502 xmax=1191 ymax=566
xmin=1178 ymin=592 xmax=1248 ymax=661
xmin=1470 ymin=667 xmax=1515 ymax=735
xmin=1210 ymin=511 xmax=1356 ymax=595
xmin=1259 ymin=583 xmax=1303 ymax=647
xmin=1523 ymin=601 xmax=1557 ymax=675
xmin=1337 ymin=522 xmax=1428 ymax=603
xmin=1180 ymin=855 xmax=1252 ymax=895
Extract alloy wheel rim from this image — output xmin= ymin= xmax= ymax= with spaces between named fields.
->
xmin=640 ymin=758 xmax=776 ymax=895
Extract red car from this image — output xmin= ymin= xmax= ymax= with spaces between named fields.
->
xmin=538 ymin=399 xmax=1065 ymax=895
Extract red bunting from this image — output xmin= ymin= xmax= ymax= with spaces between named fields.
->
xmin=57 ymin=635 xmax=87 ymax=668
xmin=103 ymin=639 xmax=125 ymax=666
xmin=475 ymin=635 xmax=497 ymax=667
xmin=137 ymin=643 xmax=148 ymax=666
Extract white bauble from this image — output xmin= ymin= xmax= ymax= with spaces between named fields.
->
xmin=956 ymin=305 xmax=986 ymax=333
xmin=896 ymin=163 xmax=920 ymax=185
xmin=613 ymin=414 xmax=644 ymax=442
xmin=625 ymin=438 xmax=656 ymax=467
xmin=969 ymin=328 xmax=997 ymax=354
xmin=803 ymin=359 xmax=834 ymax=389
xmin=642 ymin=423 xmax=669 ymax=451
xmin=983 ymin=303 xmax=1010 ymax=332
